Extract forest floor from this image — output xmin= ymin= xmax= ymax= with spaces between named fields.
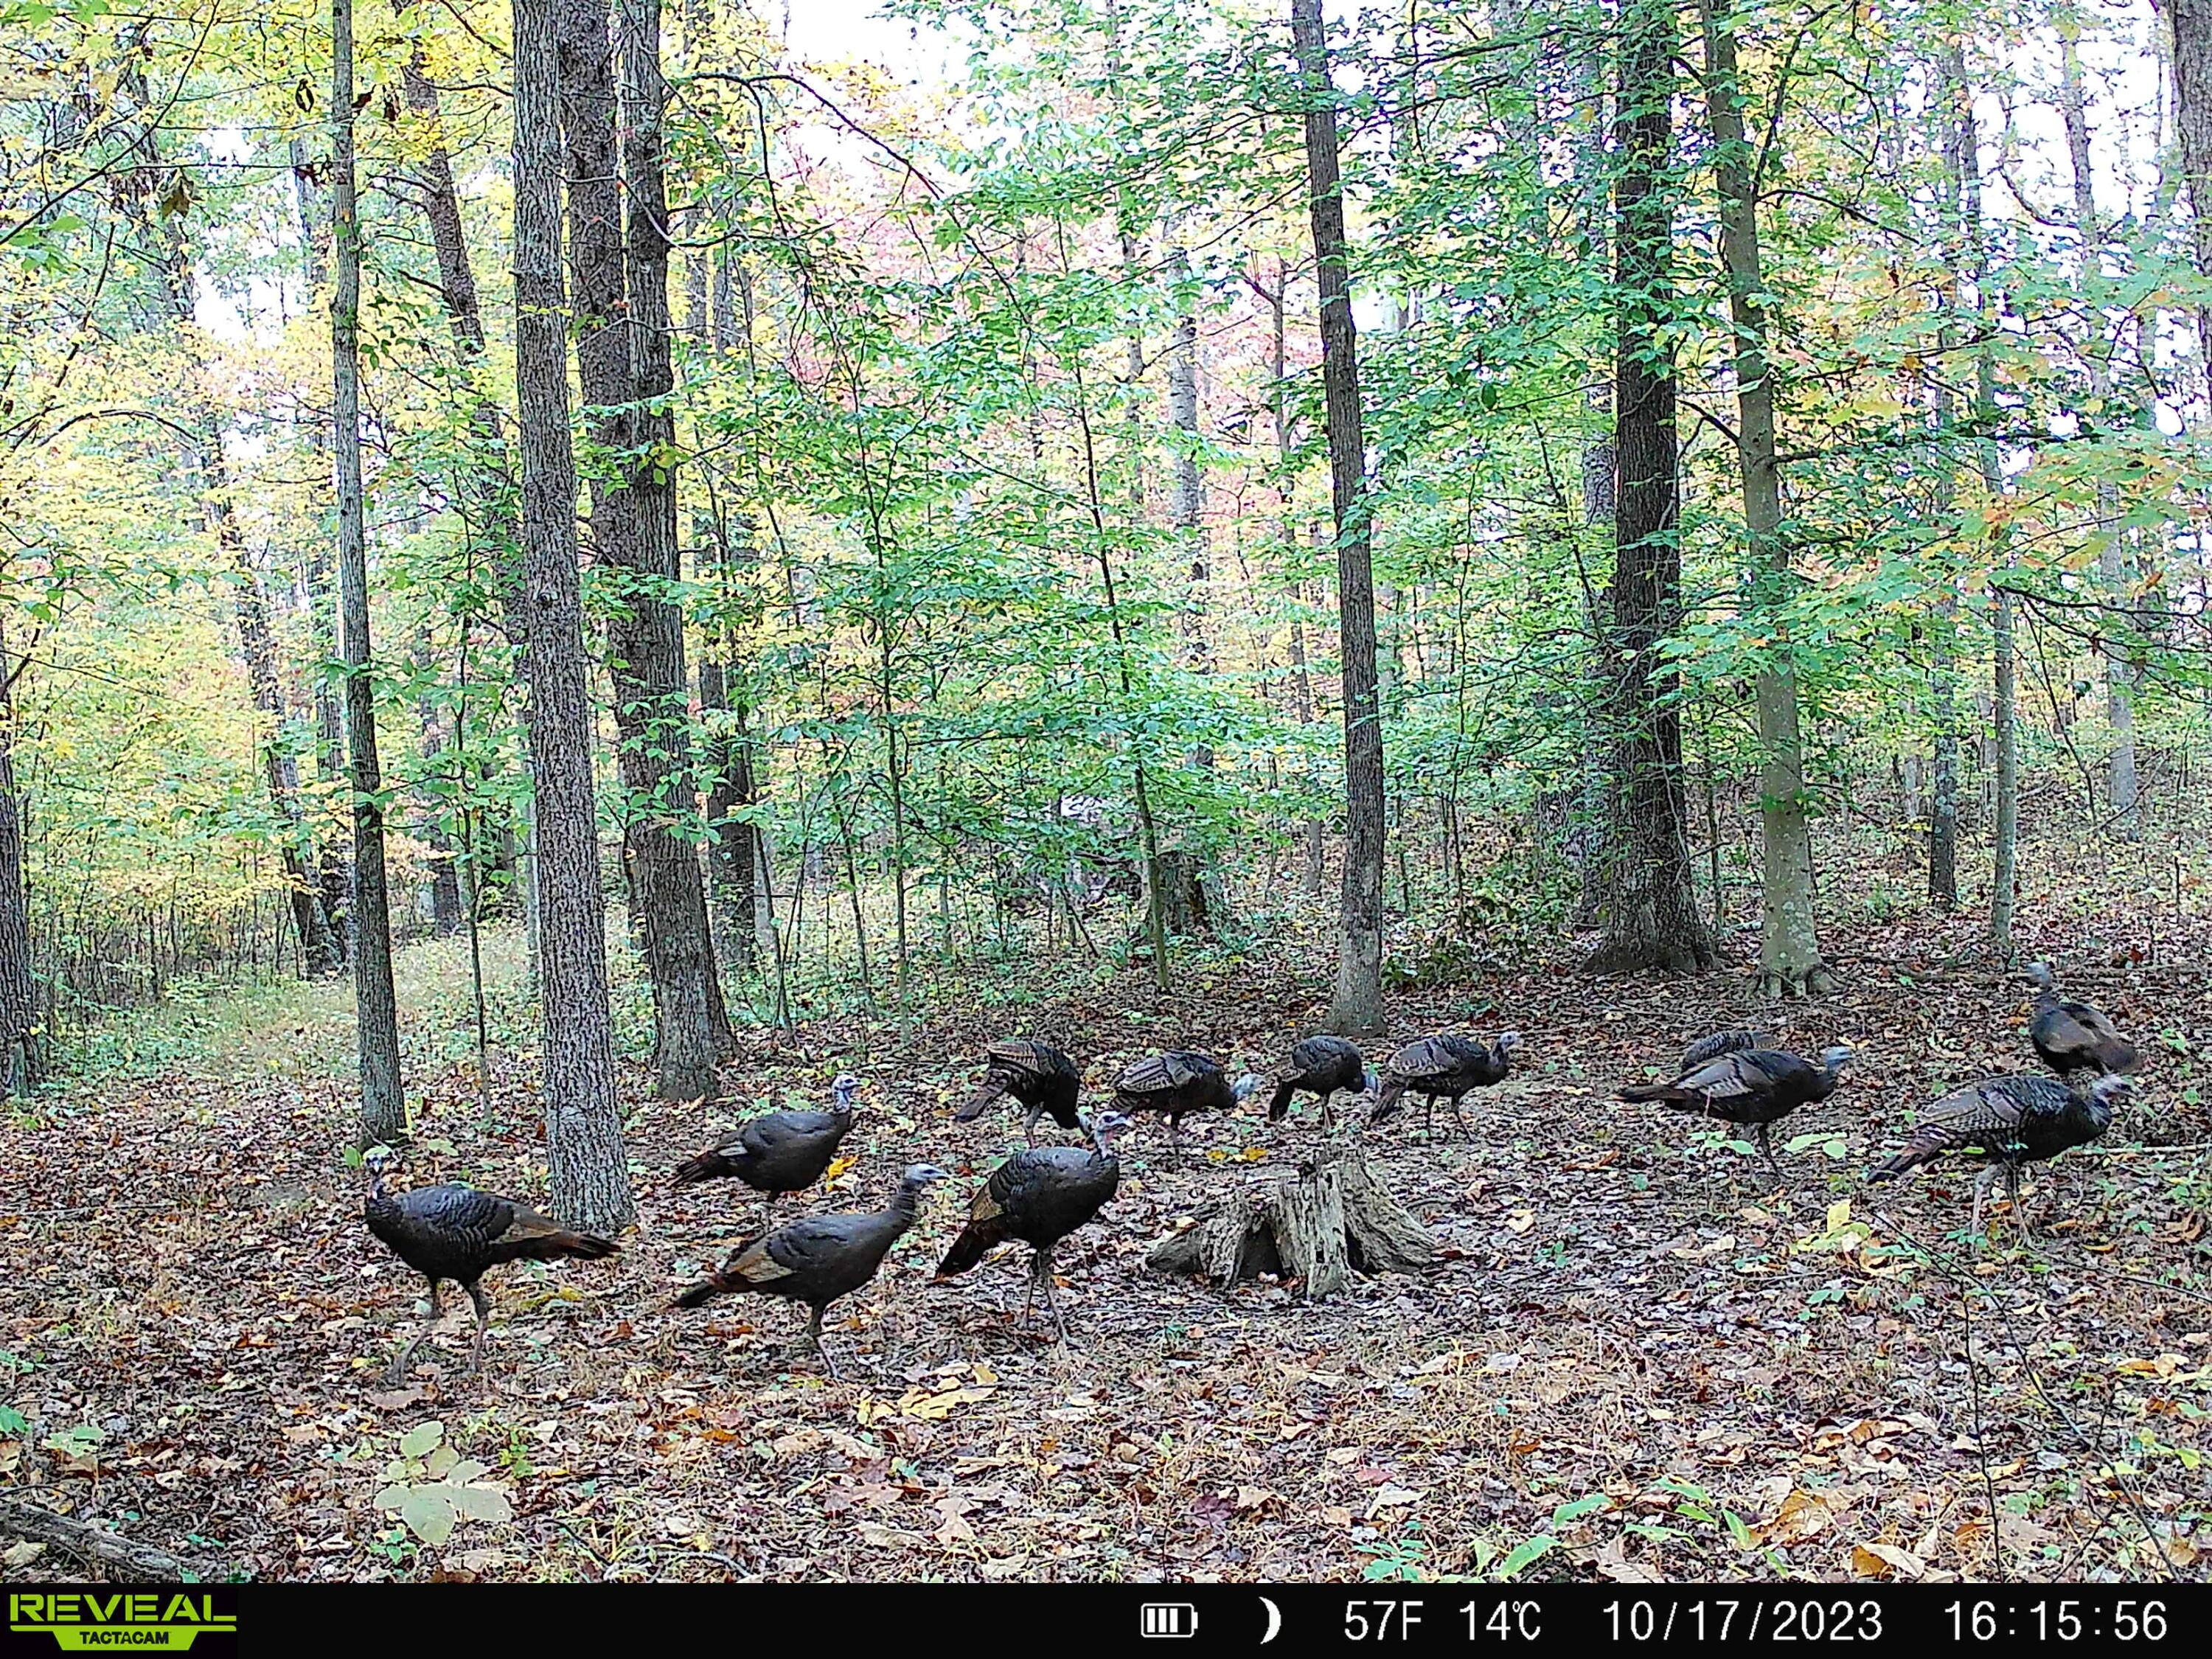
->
xmin=2 ymin=852 xmax=2208 ymax=1584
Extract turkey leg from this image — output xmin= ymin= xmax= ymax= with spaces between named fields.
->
xmin=804 ymin=1304 xmax=844 ymax=1382
xmin=465 ymin=1281 xmax=493 ymax=1374
xmin=388 ymin=1279 xmax=445 ymax=1382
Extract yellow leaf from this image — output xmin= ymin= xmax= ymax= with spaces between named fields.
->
xmin=1826 ymin=1199 xmax=1852 ymax=1234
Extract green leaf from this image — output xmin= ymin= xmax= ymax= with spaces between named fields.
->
xmin=0 ymin=1405 xmax=25 ymax=1435
xmin=398 ymin=1486 xmax=458 ymax=1546
xmin=1550 ymin=1492 xmax=1611 ymax=1525
xmin=443 ymin=1483 xmax=512 ymax=1524
xmin=1495 ymin=1534 xmax=1557 ymax=1579
xmin=398 ymin=1421 xmax=445 ymax=1458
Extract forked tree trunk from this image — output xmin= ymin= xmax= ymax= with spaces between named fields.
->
xmin=1700 ymin=0 xmax=1830 ymax=997
xmin=1293 ymin=0 xmax=1386 ymax=1036
xmin=519 ymin=0 xmax=633 ymax=1231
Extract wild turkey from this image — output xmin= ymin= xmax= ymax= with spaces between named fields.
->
xmin=1370 ymin=1032 xmax=1521 ymax=1138
xmin=936 ymin=1112 xmax=1133 ymax=1340
xmin=1680 ymin=1028 xmax=1763 ymax=1072
xmin=362 ymin=1152 xmax=617 ymax=1378
xmin=672 ymin=1074 xmax=860 ymax=1223
xmin=1110 ymin=1050 xmax=1260 ymax=1164
xmin=670 ymin=1164 xmax=950 ymax=1380
xmin=953 ymin=1039 xmax=1081 ymax=1144
xmin=1267 ymin=1034 xmax=1376 ymax=1123
xmin=1618 ymin=1045 xmax=1851 ymax=1180
xmin=2025 ymin=961 xmax=2137 ymax=1085
xmin=1870 ymin=1072 xmax=2132 ymax=1231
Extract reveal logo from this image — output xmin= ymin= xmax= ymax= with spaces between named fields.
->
xmin=7 ymin=1593 xmax=236 ymax=1652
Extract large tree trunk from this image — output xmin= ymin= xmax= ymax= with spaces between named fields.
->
xmin=616 ymin=0 xmax=730 ymax=1090
xmin=0 ymin=634 xmax=44 ymax=1100
xmin=333 ymin=0 xmax=407 ymax=1142
xmin=1587 ymin=0 xmax=1716 ymax=975
xmin=561 ymin=0 xmax=726 ymax=1099
xmin=1293 ymin=0 xmax=1386 ymax=1036
xmin=520 ymin=0 xmax=633 ymax=1231
xmin=1700 ymin=1 xmax=1829 ymax=997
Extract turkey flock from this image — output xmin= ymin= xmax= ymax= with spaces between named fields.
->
xmin=358 ymin=959 xmax=2143 ymax=1382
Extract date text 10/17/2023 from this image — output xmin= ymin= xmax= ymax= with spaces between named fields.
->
xmin=1332 ymin=1598 xmax=2174 ymax=1645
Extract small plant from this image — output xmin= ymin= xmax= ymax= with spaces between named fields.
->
xmin=372 ymin=1420 xmax=513 ymax=1547
xmin=1363 ymin=1519 xmax=1429 ymax=1582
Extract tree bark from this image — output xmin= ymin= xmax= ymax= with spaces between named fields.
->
xmin=1293 ymin=0 xmax=1385 ymax=1036
xmin=2158 ymin=0 xmax=2212 ymax=375
xmin=1587 ymin=0 xmax=1715 ymax=975
xmin=611 ymin=0 xmax=730 ymax=1093
xmin=1700 ymin=1 xmax=1830 ymax=997
xmin=520 ymin=0 xmax=634 ymax=1230
xmin=333 ymin=0 xmax=407 ymax=1144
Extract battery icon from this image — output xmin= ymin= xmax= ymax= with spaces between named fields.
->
xmin=1141 ymin=1604 xmax=1198 ymax=1638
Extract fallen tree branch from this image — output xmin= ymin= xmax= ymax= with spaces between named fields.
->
xmin=0 ymin=1499 xmax=209 ymax=1581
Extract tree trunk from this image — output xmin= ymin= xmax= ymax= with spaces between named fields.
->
xmin=333 ymin=0 xmax=407 ymax=1144
xmin=0 ymin=634 xmax=44 ymax=1100
xmin=608 ymin=0 xmax=730 ymax=1095
xmin=1587 ymin=0 xmax=1716 ymax=975
xmin=1263 ymin=263 xmax=1329 ymax=893
xmin=1947 ymin=41 xmax=2018 ymax=956
xmin=287 ymin=145 xmax=352 ymax=966
xmin=1700 ymin=1 xmax=1830 ymax=998
xmin=520 ymin=0 xmax=634 ymax=1231
xmin=414 ymin=641 xmax=464 ymax=936
xmin=2158 ymin=0 xmax=2212 ymax=375
xmin=2057 ymin=28 xmax=2138 ymax=835
xmin=1293 ymin=0 xmax=1386 ymax=1036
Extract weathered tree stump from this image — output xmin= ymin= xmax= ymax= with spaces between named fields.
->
xmin=1147 ymin=1139 xmax=1431 ymax=1298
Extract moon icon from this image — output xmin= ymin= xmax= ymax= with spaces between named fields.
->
xmin=1259 ymin=1596 xmax=1282 ymax=1645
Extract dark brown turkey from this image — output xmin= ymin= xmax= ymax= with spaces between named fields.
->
xmin=954 ymin=1039 xmax=1082 ymax=1144
xmin=1370 ymin=1032 xmax=1521 ymax=1138
xmin=671 ymin=1164 xmax=950 ymax=1380
xmin=936 ymin=1112 xmax=1133 ymax=1340
xmin=2025 ymin=961 xmax=2138 ymax=1085
xmin=1619 ymin=1045 xmax=1851 ymax=1181
xmin=672 ymin=1074 xmax=860 ymax=1224
xmin=1871 ymin=1071 xmax=2132 ymax=1231
xmin=363 ymin=1152 xmax=617 ymax=1378
xmin=1110 ymin=1050 xmax=1260 ymax=1164
xmin=1267 ymin=1034 xmax=1375 ymax=1123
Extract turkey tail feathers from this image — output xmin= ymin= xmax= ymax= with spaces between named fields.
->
xmin=552 ymin=1230 xmax=618 ymax=1261
xmin=673 ymin=1147 xmax=732 ymax=1186
xmin=955 ymin=1082 xmax=1007 ymax=1124
xmin=1368 ymin=1079 xmax=1407 ymax=1125
xmin=936 ymin=1220 xmax=1003 ymax=1279
xmin=1267 ymin=1079 xmax=1298 ymax=1121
